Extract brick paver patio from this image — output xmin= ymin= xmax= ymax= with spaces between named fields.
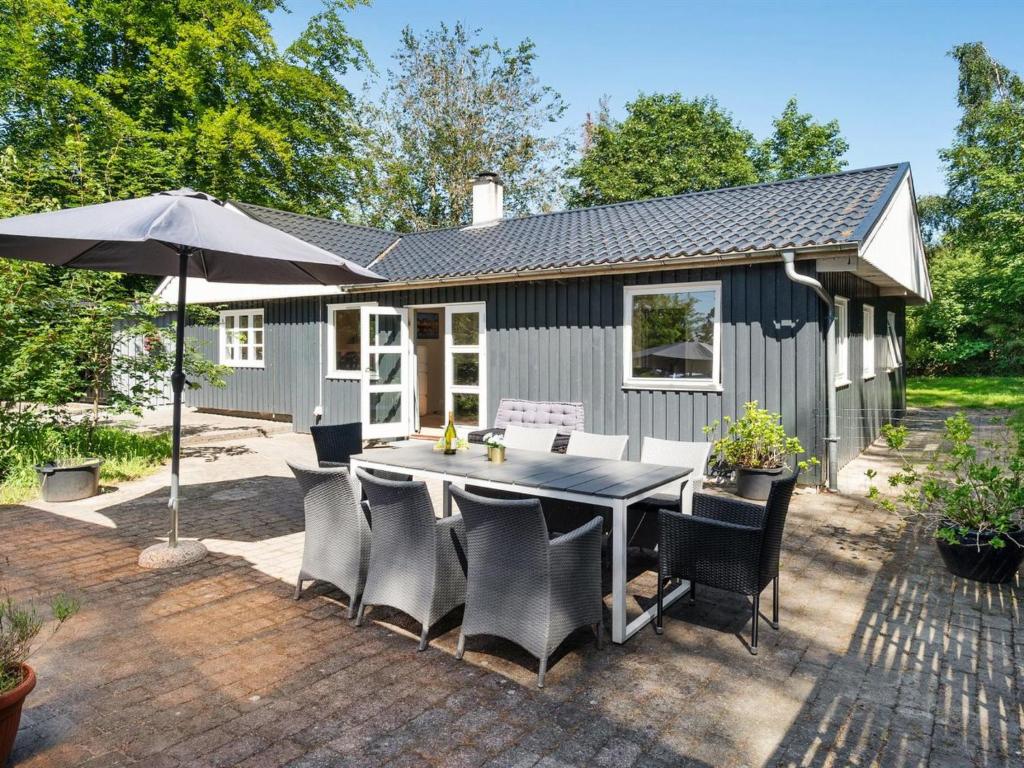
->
xmin=1 ymin=409 xmax=1020 ymax=767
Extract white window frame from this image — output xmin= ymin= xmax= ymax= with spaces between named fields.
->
xmin=219 ymin=308 xmax=265 ymax=368
xmin=862 ymin=304 xmax=875 ymax=379
xmin=834 ymin=296 xmax=850 ymax=387
xmin=622 ymin=281 xmax=722 ymax=391
xmin=885 ymin=311 xmax=903 ymax=371
xmin=326 ymin=302 xmax=376 ymax=379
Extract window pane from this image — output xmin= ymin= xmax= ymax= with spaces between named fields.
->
xmin=369 ymin=392 xmax=402 ymax=424
xmin=631 ymin=290 xmax=716 ymax=379
xmin=254 ymin=330 xmax=263 ymax=345
xmin=254 ymin=346 xmax=263 ymax=361
xmin=452 ymin=353 xmax=479 ymax=385
xmin=225 ymin=316 xmax=234 ymax=330
xmin=334 ymin=310 xmax=360 ymax=372
xmin=224 ymin=345 xmax=234 ymax=360
xmin=376 ymin=352 xmax=402 ymax=384
xmin=453 ymin=393 xmax=479 ymax=424
xmin=253 ymin=314 xmax=263 ymax=329
xmin=451 ymin=312 xmax=479 ymax=345
xmin=375 ymin=314 xmax=400 ymax=346
xmin=240 ymin=345 xmax=248 ymax=360
xmin=239 ymin=315 xmax=248 ymax=329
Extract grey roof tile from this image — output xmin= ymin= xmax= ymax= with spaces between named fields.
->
xmin=235 ymin=164 xmax=908 ymax=284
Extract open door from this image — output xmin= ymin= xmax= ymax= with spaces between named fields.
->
xmin=444 ymin=303 xmax=487 ymax=432
xmin=360 ymin=306 xmax=410 ymax=440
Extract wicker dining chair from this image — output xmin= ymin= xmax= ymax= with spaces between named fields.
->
xmin=287 ymin=462 xmax=370 ymax=619
xmin=655 ymin=471 xmax=799 ymax=654
xmin=354 ymin=470 xmax=466 ymax=650
xmin=449 ymin=486 xmax=603 ymax=688
xmin=310 ymin=422 xmax=363 ymax=468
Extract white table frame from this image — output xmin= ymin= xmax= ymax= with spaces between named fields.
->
xmin=348 ymin=446 xmax=692 ymax=644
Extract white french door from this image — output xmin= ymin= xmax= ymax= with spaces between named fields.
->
xmin=444 ymin=303 xmax=487 ymax=431
xmin=360 ymin=306 xmax=410 ymax=440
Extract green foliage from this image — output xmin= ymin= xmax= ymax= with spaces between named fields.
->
xmin=704 ymin=401 xmax=817 ymax=471
xmin=568 ymin=93 xmax=758 ymax=207
xmin=908 ymin=42 xmax=1024 ymax=375
xmin=0 ymin=0 xmax=369 ymax=215
xmin=0 ymin=420 xmax=172 ymax=504
xmin=907 ymin=376 xmax=1024 ymax=410
xmin=866 ymin=412 xmax=1024 ymax=549
xmin=0 ymin=588 xmax=79 ymax=694
xmin=357 ymin=22 xmax=569 ymax=230
xmin=753 ymin=97 xmax=849 ymax=182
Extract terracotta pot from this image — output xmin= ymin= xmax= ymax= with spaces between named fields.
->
xmin=0 ymin=664 xmax=36 ymax=765
xmin=735 ymin=466 xmax=785 ymax=500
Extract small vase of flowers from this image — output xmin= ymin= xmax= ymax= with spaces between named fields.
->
xmin=481 ymin=433 xmax=506 ymax=463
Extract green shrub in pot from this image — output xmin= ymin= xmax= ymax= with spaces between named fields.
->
xmin=705 ymin=401 xmax=817 ymax=500
xmin=866 ymin=412 xmax=1024 ymax=583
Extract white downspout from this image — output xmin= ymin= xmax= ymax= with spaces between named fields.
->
xmin=782 ymin=251 xmax=839 ymax=491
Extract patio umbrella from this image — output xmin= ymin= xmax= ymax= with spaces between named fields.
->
xmin=0 ymin=189 xmax=385 ymax=567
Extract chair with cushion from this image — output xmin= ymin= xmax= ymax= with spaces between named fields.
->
xmin=287 ymin=462 xmax=370 ymax=618
xmin=565 ymin=431 xmax=629 ymax=460
xmin=627 ymin=439 xmax=713 ymax=548
xmin=467 ymin=399 xmax=585 ymax=453
xmin=655 ymin=471 xmax=799 ymax=654
xmin=449 ymin=486 xmax=604 ymax=688
xmin=354 ymin=470 xmax=466 ymax=650
xmin=502 ymin=424 xmax=558 ymax=453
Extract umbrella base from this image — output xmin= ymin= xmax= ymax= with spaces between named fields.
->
xmin=138 ymin=540 xmax=207 ymax=569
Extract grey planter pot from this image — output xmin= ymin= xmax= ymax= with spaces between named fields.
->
xmin=35 ymin=459 xmax=103 ymax=502
xmin=735 ymin=466 xmax=785 ymax=501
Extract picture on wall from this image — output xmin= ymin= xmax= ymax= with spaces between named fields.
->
xmin=416 ymin=311 xmax=440 ymax=340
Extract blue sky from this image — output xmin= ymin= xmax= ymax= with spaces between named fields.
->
xmin=269 ymin=0 xmax=1024 ymax=196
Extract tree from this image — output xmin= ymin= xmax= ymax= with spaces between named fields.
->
xmin=908 ymin=42 xmax=1024 ymax=374
xmin=356 ymin=22 xmax=570 ymax=230
xmin=567 ymin=93 xmax=757 ymax=207
xmin=753 ymin=97 xmax=849 ymax=181
xmin=0 ymin=0 xmax=369 ymax=216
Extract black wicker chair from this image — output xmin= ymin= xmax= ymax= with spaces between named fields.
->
xmin=310 ymin=423 xmax=363 ymax=468
xmin=655 ymin=471 xmax=799 ymax=654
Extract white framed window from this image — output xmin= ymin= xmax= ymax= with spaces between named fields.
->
xmin=862 ymin=304 xmax=875 ymax=379
xmin=219 ymin=308 xmax=264 ymax=368
xmin=623 ymin=281 xmax=722 ymax=391
xmin=327 ymin=303 xmax=365 ymax=379
xmin=834 ymin=296 xmax=849 ymax=386
xmin=886 ymin=311 xmax=903 ymax=370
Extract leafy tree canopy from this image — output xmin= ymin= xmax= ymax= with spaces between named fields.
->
xmin=0 ymin=0 xmax=369 ymax=216
xmin=753 ymin=97 xmax=849 ymax=182
xmin=356 ymin=22 xmax=570 ymax=231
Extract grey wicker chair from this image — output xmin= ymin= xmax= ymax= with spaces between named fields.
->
xmin=449 ymin=486 xmax=604 ymax=688
xmin=655 ymin=471 xmax=799 ymax=654
xmin=310 ymin=422 xmax=363 ymax=468
xmin=287 ymin=462 xmax=370 ymax=619
xmin=354 ymin=470 xmax=466 ymax=650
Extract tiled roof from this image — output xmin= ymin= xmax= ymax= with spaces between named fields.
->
xmin=236 ymin=164 xmax=908 ymax=284
xmin=234 ymin=202 xmax=398 ymax=268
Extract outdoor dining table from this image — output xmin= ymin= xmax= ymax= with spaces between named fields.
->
xmin=348 ymin=442 xmax=693 ymax=644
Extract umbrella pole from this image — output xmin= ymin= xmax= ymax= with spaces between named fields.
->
xmin=167 ymin=246 xmax=189 ymax=548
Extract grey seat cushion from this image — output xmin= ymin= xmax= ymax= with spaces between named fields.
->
xmin=493 ymin=399 xmax=584 ymax=433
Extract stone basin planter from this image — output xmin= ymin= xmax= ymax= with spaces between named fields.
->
xmin=935 ymin=527 xmax=1024 ymax=584
xmin=0 ymin=664 xmax=36 ymax=766
xmin=734 ymin=466 xmax=785 ymax=501
xmin=34 ymin=459 xmax=103 ymax=502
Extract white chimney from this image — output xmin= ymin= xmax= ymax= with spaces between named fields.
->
xmin=471 ymin=171 xmax=504 ymax=226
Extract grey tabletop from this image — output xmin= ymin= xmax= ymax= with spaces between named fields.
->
xmin=349 ymin=443 xmax=691 ymax=500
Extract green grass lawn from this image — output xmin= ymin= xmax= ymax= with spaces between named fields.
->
xmin=907 ymin=376 xmax=1024 ymax=409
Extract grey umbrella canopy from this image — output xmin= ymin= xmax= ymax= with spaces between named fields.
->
xmin=0 ymin=189 xmax=385 ymax=563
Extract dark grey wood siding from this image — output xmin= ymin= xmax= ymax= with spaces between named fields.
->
xmin=821 ymin=273 xmax=908 ymax=467
xmin=184 ymin=261 xmax=839 ymax=482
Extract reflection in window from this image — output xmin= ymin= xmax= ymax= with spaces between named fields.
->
xmin=332 ymin=309 xmax=360 ymax=374
xmin=453 ymin=393 xmax=479 ymax=423
xmin=630 ymin=289 xmax=717 ymax=380
xmin=451 ymin=312 xmax=479 ymax=346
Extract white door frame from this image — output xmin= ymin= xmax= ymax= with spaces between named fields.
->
xmin=360 ymin=305 xmax=410 ymax=440
xmin=444 ymin=302 xmax=487 ymax=433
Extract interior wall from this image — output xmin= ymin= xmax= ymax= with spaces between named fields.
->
xmin=414 ymin=309 xmax=445 ymax=418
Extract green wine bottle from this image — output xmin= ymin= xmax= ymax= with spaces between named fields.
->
xmin=443 ymin=410 xmax=457 ymax=455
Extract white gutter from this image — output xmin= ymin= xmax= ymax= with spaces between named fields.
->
xmin=782 ymin=250 xmax=839 ymax=491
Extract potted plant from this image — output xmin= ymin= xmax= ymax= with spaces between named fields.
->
xmin=705 ymin=401 xmax=817 ymax=500
xmin=866 ymin=413 xmax=1024 ymax=584
xmin=480 ymin=433 xmax=506 ymax=464
xmin=0 ymin=589 xmax=78 ymax=764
